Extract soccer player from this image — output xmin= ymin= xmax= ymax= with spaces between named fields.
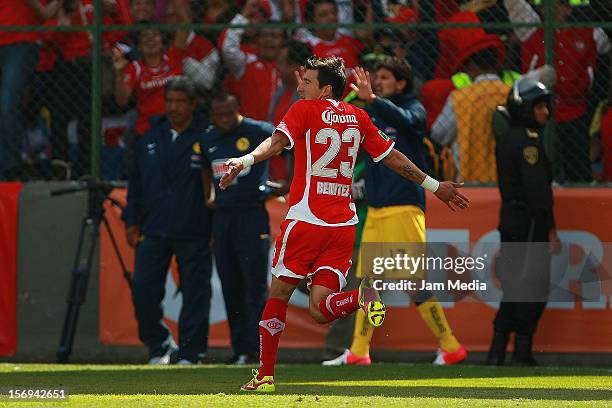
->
xmin=219 ymin=56 xmax=469 ymax=392
xmin=323 ymin=57 xmax=467 ymax=367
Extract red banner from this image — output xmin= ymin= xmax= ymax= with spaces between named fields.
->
xmin=0 ymin=183 xmax=22 ymax=356
xmin=100 ymin=188 xmax=612 ymax=352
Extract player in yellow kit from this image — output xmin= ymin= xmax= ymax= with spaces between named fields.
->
xmin=323 ymin=57 xmax=467 ymax=366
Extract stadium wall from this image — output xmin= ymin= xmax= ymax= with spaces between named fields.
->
xmin=1 ymin=184 xmax=612 ymax=360
xmin=100 ymin=188 xmax=612 ymax=353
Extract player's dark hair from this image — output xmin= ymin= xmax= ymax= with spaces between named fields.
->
xmin=284 ymin=40 xmax=313 ymax=66
xmin=374 ymin=57 xmax=413 ymax=94
xmin=165 ymin=76 xmax=197 ymax=100
xmin=304 ymin=0 xmax=337 ymax=22
xmin=305 ymin=56 xmax=346 ymax=100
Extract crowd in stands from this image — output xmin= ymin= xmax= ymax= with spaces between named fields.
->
xmin=0 ymin=0 xmax=610 ymax=183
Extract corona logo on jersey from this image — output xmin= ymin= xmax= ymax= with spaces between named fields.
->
xmin=321 ymin=109 xmax=358 ymax=125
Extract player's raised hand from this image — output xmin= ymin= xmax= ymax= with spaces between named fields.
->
xmin=350 ymin=66 xmax=375 ymax=103
xmin=434 ymin=181 xmax=470 ymax=211
xmin=219 ymin=158 xmax=244 ymax=190
xmin=294 ymin=66 xmax=305 ymax=88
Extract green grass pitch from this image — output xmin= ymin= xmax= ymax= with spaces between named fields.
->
xmin=1 ymin=363 xmax=611 ymax=407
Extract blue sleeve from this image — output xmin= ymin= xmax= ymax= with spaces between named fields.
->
xmin=370 ymin=97 xmax=426 ymax=134
xmin=123 ymin=140 xmax=144 ymax=227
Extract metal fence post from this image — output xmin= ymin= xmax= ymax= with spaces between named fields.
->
xmin=542 ymin=0 xmax=559 ymax=178
xmin=91 ymin=0 xmax=103 ymax=179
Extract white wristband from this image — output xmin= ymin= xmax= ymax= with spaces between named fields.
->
xmin=420 ymin=175 xmax=440 ymax=193
xmin=240 ymin=153 xmax=255 ymax=168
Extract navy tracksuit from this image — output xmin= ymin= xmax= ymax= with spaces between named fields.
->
xmin=201 ymin=117 xmax=275 ymax=357
xmin=363 ymin=93 xmax=427 ymax=210
xmin=124 ymin=113 xmax=212 ymax=362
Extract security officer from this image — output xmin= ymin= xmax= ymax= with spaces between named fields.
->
xmin=124 ymin=76 xmax=212 ymax=365
xmin=201 ymin=93 xmax=281 ymax=365
xmin=488 ymin=78 xmax=561 ymax=366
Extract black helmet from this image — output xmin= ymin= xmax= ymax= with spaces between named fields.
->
xmin=506 ymin=78 xmax=553 ymax=128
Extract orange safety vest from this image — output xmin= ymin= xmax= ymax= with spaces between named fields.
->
xmin=450 ymin=80 xmax=510 ymax=183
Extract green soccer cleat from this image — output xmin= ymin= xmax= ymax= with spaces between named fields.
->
xmin=358 ymin=277 xmax=386 ymax=327
xmin=240 ymin=369 xmax=275 ymax=393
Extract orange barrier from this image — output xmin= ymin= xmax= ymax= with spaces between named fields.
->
xmin=0 ymin=183 xmax=22 ymax=356
xmin=100 ymin=188 xmax=612 ymax=352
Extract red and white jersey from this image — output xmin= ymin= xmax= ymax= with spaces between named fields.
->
xmin=295 ymin=31 xmax=364 ymax=69
xmin=123 ymin=46 xmax=186 ymax=136
xmin=277 ymin=99 xmax=395 ymax=226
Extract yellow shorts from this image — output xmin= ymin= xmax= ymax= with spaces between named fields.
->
xmin=357 ymin=205 xmax=426 ymax=279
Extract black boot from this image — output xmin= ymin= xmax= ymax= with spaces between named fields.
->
xmin=486 ymin=331 xmax=509 ymax=365
xmin=511 ymin=334 xmax=538 ymax=366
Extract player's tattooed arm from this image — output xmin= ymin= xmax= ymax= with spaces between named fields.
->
xmin=383 ymin=148 xmax=470 ymax=211
xmin=399 ymin=163 xmax=424 ymax=183
xmin=383 ymin=149 xmax=426 ymax=184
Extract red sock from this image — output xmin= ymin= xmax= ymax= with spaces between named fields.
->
xmin=258 ymin=298 xmax=288 ymax=379
xmin=318 ymin=289 xmax=359 ymax=322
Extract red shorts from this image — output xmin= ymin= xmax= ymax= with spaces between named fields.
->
xmin=271 ymin=219 xmax=356 ymax=292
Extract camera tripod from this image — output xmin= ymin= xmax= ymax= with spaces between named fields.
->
xmin=51 ymin=179 xmax=132 ymax=363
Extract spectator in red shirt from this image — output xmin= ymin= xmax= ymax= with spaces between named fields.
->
xmin=166 ymin=0 xmax=220 ymax=92
xmin=113 ymin=0 xmax=190 ymax=139
xmin=0 ymin=0 xmax=58 ymax=179
xmin=111 ymin=0 xmax=156 ymax=47
xmin=39 ymin=0 xmax=126 ymax=176
xmin=294 ymin=0 xmax=364 ymax=69
xmin=221 ymin=2 xmax=285 ymax=121
xmin=504 ymin=0 xmax=610 ymax=182
xmin=266 ymin=39 xmax=312 ymax=181
xmin=268 ymin=40 xmax=312 ymax=126
xmin=128 ymin=0 xmax=156 ymax=22
xmin=201 ymin=0 xmax=239 ymax=45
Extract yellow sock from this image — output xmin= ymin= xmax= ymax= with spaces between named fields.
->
xmin=417 ymin=298 xmax=460 ymax=353
xmin=349 ymin=308 xmax=375 ymax=357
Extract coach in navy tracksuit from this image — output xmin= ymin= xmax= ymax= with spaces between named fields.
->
xmin=201 ymin=93 xmax=281 ymax=365
xmin=124 ymin=76 xmax=212 ymax=365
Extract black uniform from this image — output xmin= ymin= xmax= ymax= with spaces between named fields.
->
xmin=124 ymin=113 xmax=213 ymax=363
xmin=488 ymin=79 xmax=556 ymax=366
xmin=201 ymin=117 xmax=275 ymax=361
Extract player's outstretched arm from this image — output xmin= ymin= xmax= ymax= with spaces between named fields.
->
xmin=219 ymin=130 xmax=290 ymax=190
xmin=382 ymin=149 xmax=470 ymax=211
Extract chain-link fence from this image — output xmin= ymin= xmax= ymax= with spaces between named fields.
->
xmin=0 ymin=0 xmax=610 ymax=183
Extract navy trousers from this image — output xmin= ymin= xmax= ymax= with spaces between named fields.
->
xmin=213 ymin=206 xmax=270 ymax=356
xmin=132 ymin=235 xmax=212 ymax=360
